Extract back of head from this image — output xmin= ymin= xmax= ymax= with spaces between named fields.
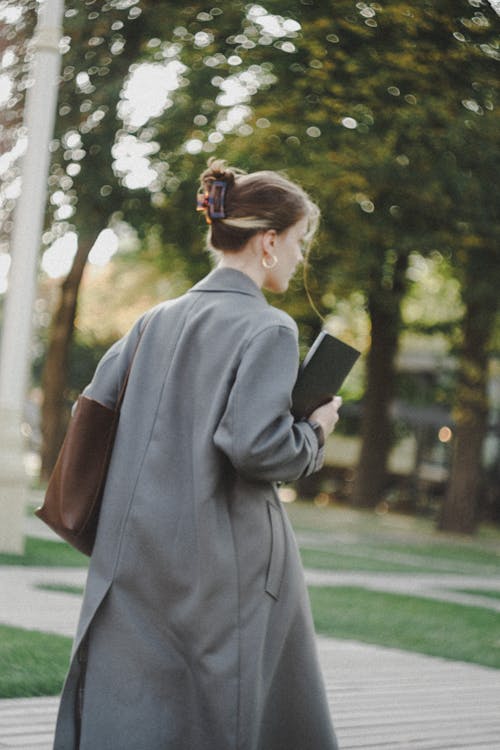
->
xmin=197 ymin=159 xmax=320 ymax=253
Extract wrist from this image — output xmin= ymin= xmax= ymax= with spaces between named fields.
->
xmin=306 ymin=419 xmax=325 ymax=448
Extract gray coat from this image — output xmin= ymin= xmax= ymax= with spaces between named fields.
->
xmin=53 ymin=268 xmax=338 ymax=750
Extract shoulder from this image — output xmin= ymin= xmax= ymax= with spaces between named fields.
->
xmin=137 ymin=293 xmax=194 ymax=333
xmin=252 ymin=304 xmax=298 ymax=340
xmin=240 ymin=306 xmax=299 ymax=366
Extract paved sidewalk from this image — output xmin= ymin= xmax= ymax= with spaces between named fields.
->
xmin=0 ymin=565 xmax=87 ymax=637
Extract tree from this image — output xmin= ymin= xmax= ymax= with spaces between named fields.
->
xmin=437 ymin=112 xmax=500 ymax=533
xmin=39 ymin=0 xmax=155 ymax=477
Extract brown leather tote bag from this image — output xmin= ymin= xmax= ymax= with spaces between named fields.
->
xmin=35 ymin=321 xmax=148 ymax=556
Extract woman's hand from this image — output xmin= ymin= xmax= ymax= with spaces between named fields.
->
xmin=309 ymin=396 xmax=342 ymax=439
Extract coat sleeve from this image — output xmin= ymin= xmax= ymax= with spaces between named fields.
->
xmin=79 ymin=313 xmax=150 ymax=410
xmin=213 ymin=324 xmax=324 ymax=482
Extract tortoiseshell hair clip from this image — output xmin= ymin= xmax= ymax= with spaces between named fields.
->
xmin=196 ymin=179 xmax=227 ymax=224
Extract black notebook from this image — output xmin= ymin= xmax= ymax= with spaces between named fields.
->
xmin=291 ymin=331 xmax=361 ymax=419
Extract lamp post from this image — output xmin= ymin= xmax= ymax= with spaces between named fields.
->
xmin=0 ymin=0 xmax=64 ymax=552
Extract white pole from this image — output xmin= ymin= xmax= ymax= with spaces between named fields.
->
xmin=0 ymin=0 xmax=64 ymax=553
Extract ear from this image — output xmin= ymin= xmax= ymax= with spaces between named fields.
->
xmin=261 ymin=229 xmax=277 ymax=254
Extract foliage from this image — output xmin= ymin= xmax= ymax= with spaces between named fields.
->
xmin=33 ymin=329 xmax=109 ymax=392
xmin=0 ymin=1 xmax=37 ymax=253
xmin=37 ymin=0 xmax=500 ymax=333
xmin=41 ymin=2 xmax=303 ymax=275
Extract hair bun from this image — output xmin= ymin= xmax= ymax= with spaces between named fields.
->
xmin=197 ymin=159 xmax=243 ymax=223
xmin=200 ymin=158 xmax=242 ymax=192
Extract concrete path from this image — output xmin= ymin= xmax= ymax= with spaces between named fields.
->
xmin=0 ymin=566 xmax=87 ymax=638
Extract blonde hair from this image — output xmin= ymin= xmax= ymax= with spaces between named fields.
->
xmin=198 ymin=159 xmax=320 ymax=253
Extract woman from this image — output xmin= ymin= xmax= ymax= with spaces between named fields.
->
xmin=53 ymin=160 xmax=341 ymax=750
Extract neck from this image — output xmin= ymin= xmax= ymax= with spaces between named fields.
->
xmin=217 ymin=249 xmax=266 ymax=289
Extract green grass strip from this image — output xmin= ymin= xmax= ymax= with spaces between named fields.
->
xmin=0 ymin=625 xmax=72 ymax=698
xmin=309 ymin=586 xmax=500 ymax=670
xmin=0 ymin=537 xmax=88 ymax=567
xmin=35 ymin=583 xmax=84 ymax=596
xmin=300 ymin=547 xmax=433 ymax=574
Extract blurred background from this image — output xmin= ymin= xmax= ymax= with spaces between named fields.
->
xmin=1 ymin=0 xmax=499 ymax=544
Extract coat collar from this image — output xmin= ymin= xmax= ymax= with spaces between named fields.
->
xmin=189 ymin=267 xmax=266 ymax=301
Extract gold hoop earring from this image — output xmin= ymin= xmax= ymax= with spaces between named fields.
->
xmin=262 ymin=254 xmax=278 ymax=270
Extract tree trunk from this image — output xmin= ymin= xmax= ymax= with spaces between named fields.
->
xmin=438 ymin=297 xmax=495 ymax=534
xmin=40 ymin=236 xmax=96 ymax=481
xmin=351 ymin=254 xmax=408 ymax=508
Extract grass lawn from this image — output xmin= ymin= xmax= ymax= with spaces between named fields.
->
xmin=300 ymin=547 xmax=439 ymax=574
xmin=286 ymin=501 xmax=500 ymax=545
xmin=287 ymin=502 xmax=500 ymax=575
xmin=309 ymin=585 xmax=500 ymax=670
xmin=0 ymin=537 xmax=88 ymax=568
xmin=0 ymin=625 xmax=72 ymax=698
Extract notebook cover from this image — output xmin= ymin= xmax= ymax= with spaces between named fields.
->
xmin=291 ymin=331 xmax=361 ymax=419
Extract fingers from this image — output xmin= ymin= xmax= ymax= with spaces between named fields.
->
xmin=308 ymin=395 xmax=343 ymax=437
xmin=331 ymin=396 xmax=342 ymax=426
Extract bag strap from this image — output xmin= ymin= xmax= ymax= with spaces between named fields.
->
xmin=115 ymin=311 xmax=154 ymax=412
